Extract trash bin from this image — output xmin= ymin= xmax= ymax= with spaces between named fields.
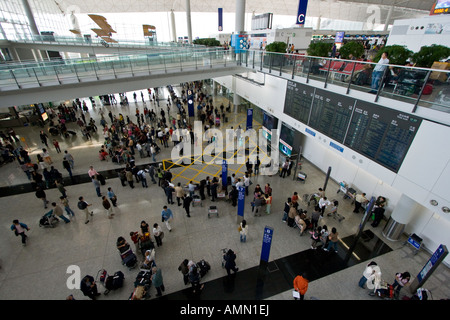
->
xmin=382 ymin=216 xmax=405 ymax=241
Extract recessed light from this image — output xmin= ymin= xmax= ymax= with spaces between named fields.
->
xmin=442 ymin=206 xmax=450 ymax=213
xmin=430 ymin=200 xmax=438 ymax=206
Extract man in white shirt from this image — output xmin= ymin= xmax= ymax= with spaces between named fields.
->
xmin=370 ymin=51 xmax=389 ymax=93
xmin=243 ymin=174 xmax=250 ymax=196
xmin=318 ymin=197 xmax=331 ymax=216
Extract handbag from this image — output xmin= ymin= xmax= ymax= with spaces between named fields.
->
xmin=160 ymin=231 xmax=164 ymax=240
xmin=238 ymin=226 xmax=242 ymax=232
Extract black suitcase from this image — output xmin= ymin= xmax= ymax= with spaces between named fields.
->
xmin=112 ymin=271 xmax=124 ymax=289
xmin=98 ymin=173 xmax=106 ymax=185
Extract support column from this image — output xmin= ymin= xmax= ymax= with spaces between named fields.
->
xmin=382 ymin=194 xmax=417 ymax=241
xmin=235 ymin=0 xmax=246 ymax=33
xmin=383 ymin=5 xmax=394 ymax=32
xmin=170 ymin=9 xmax=177 ymax=42
xmin=185 ymin=0 xmax=192 ymax=44
xmin=21 ymin=0 xmax=44 ymax=61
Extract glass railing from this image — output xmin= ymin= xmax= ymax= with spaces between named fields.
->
xmin=0 ymin=47 xmax=237 ymax=90
xmin=239 ymin=50 xmax=450 ymax=113
xmin=8 ymin=34 xmax=205 ymax=50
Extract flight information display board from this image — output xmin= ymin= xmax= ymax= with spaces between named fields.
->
xmin=308 ymin=88 xmax=355 ymax=143
xmin=344 ymin=100 xmax=422 ymax=172
xmin=284 ymin=81 xmax=314 ymax=124
xmin=283 ymin=80 xmax=422 ymax=173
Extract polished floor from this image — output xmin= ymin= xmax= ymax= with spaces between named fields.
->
xmin=0 ymin=84 xmax=449 ymax=303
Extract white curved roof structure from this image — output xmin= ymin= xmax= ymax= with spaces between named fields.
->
xmin=58 ymin=0 xmax=435 ymax=23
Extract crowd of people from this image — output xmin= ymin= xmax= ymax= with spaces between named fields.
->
xmin=5 ymin=81 xmax=408 ymax=301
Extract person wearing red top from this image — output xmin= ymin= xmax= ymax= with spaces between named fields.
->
xmin=293 ymin=273 xmax=309 ymax=300
xmin=291 ymin=192 xmax=299 ymax=205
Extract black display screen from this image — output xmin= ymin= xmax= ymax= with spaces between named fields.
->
xmin=308 ymin=88 xmax=355 ymax=143
xmin=283 ymin=81 xmax=314 ymax=124
xmin=344 ymin=100 xmax=422 ymax=172
xmin=283 ymin=81 xmax=422 ymax=173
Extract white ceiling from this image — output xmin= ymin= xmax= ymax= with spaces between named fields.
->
xmin=57 ymin=0 xmax=435 ymax=23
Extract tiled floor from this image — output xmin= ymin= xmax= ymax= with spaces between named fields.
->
xmin=0 ymin=84 xmax=449 ymax=301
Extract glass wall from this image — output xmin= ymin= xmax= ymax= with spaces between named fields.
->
xmin=0 ymin=0 xmax=71 ymax=40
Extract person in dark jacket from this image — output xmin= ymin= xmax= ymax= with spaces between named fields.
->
xmin=223 ymin=249 xmax=239 ymax=276
xmin=182 ymin=195 xmax=192 ymax=217
xmin=80 ymin=275 xmax=100 ymax=300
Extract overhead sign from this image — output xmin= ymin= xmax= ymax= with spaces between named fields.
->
xmin=218 ymin=8 xmax=223 ymax=31
xmin=296 ymin=0 xmax=308 ymax=26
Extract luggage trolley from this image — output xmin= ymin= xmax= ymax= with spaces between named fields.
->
xmin=192 ymin=194 xmax=203 ymax=207
xmin=208 ymin=205 xmax=218 ymax=218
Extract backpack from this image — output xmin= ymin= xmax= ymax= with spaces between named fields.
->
xmin=78 ymin=201 xmax=87 ymax=210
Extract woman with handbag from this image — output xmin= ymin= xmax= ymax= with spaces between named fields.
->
xmin=153 ymin=223 xmax=164 ymax=247
xmin=239 ymin=220 xmax=248 ymax=243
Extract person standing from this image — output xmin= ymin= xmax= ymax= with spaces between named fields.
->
xmin=178 ymin=259 xmax=190 ymax=285
xmin=175 ymin=183 xmax=185 ymax=206
xmin=264 ymin=193 xmax=272 ymax=214
xmin=311 ymin=206 xmax=321 ymax=229
xmin=60 ymin=196 xmax=75 ymax=219
xmin=151 ymin=266 xmax=165 ymax=297
xmin=353 ymin=193 xmax=368 ymax=213
xmin=392 ymin=271 xmax=411 ymax=299
xmin=78 ymin=196 xmax=93 ymax=224
xmin=324 ymin=227 xmax=339 ymax=253
xmin=138 ymin=169 xmax=148 ymax=188
xmin=62 ymin=158 xmax=73 ymax=180
xmin=293 ymin=273 xmax=309 ymax=300
xmin=10 ymin=219 xmax=30 ymax=246
xmin=318 ymin=196 xmax=331 ymax=216
xmin=369 ymin=51 xmax=389 ymax=93
xmin=126 ymin=170 xmax=134 ymax=189
xmin=282 ymin=198 xmax=292 ymax=223
xmin=102 ymin=196 xmax=114 ymax=219
xmin=107 ymin=187 xmax=118 ymax=207
xmin=161 ymin=206 xmax=173 ymax=232
xmin=35 ymin=187 xmax=49 ymax=209
xmin=55 ymin=180 xmax=67 ymax=198
xmin=64 ymin=150 xmax=74 ymax=169
xmin=239 ymin=219 xmax=248 ymax=243
xmin=223 ymin=249 xmax=239 ymax=276
xmin=153 ymin=223 xmax=163 ymax=247
xmin=182 ymin=195 xmax=192 ymax=218
xmin=53 ymin=139 xmax=61 ymax=153
xmin=40 ymin=130 xmax=49 ymax=147
xmin=358 ymin=261 xmax=378 ymax=288
xmin=92 ymin=175 xmax=102 ymax=197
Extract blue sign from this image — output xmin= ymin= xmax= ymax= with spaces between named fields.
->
xmin=335 ymin=31 xmax=345 ymax=43
xmin=246 ymin=108 xmax=253 ymax=130
xmin=187 ymin=94 xmax=194 ymax=117
xmin=218 ymin=8 xmax=223 ymax=31
xmin=417 ymin=244 xmax=448 ymax=282
xmin=296 ymin=0 xmax=308 ymax=26
xmin=237 ymin=186 xmax=245 ymax=217
xmin=260 ymin=226 xmax=274 ymax=262
xmin=222 ymin=160 xmax=228 ymax=188
xmin=305 ymin=128 xmax=316 ymax=137
xmin=330 ymin=141 xmax=344 ymax=152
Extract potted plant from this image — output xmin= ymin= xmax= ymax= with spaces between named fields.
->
xmin=264 ymin=41 xmax=288 ymax=67
xmin=339 ymin=41 xmax=364 ymax=60
xmin=412 ymin=45 xmax=450 ymax=68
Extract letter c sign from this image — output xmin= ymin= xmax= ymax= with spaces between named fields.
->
xmin=298 ymin=14 xmax=305 ymax=24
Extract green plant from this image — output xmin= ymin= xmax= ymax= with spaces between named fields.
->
xmin=412 ymin=45 xmax=450 ymax=68
xmin=307 ymin=42 xmax=333 ymax=57
xmin=192 ymin=38 xmax=221 ymax=47
xmin=373 ymin=45 xmax=413 ymax=66
xmin=339 ymin=41 xmax=364 ymax=59
xmin=265 ymin=41 xmax=287 ymax=53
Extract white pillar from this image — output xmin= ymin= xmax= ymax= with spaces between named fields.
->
xmin=383 ymin=6 xmax=394 ymax=32
xmin=170 ymin=10 xmax=177 ymax=42
xmin=185 ymin=0 xmax=192 ymax=44
xmin=383 ymin=194 xmax=418 ymax=241
xmin=235 ymin=0 xmax=246 ymax=33
xmin=315 ymin=16 xmax=321 ymax=31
